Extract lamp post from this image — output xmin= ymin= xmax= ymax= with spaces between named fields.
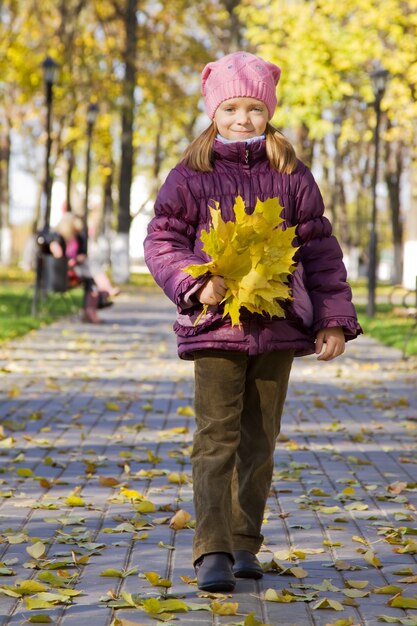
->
xmin=41 ymin=56 xmax=59 ymax=231
xmin=366 ymin=63 xmax=389 ymax=317
xmin=83 ymin=103 xmax=98 ymax=253
xmin=32 ymin=56 xmax=59 ymax=316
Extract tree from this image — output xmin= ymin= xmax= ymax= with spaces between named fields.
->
xmin=91 ymin=0 xmax=232 ymax=281
xmin=240 ymin=0 xmax=417 ymax=279
xmin=0 ymin=0 xmax=240 ymax=266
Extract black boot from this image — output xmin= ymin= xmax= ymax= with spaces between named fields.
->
xmin=194 ymin=552 xmax=235 ymax=592
xmin=232 ymin=550 xmax=263 ymax=579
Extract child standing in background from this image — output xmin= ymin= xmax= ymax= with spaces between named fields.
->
xmin=144 ymin=51 xmax=362 ymax=592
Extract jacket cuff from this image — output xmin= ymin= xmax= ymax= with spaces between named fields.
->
xmin=313 ymin=317 xmax=363 ymax=340
xmin=178 ymin=276 xmax=209 ymax=309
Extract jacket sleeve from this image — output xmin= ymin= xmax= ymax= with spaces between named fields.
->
xmin=294 ymin=164 xmax=362 ymax=339
xmin=143 ymin=167 xmax=208 ymax=308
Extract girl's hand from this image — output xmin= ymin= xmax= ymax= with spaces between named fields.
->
xmin=196 ymin=275 xmax=227 ymax=305
xmin=315 ymin=327 xmax=345 ymax=361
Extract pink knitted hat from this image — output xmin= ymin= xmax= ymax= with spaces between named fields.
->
xmin=201 ymin=51 xmax=281 ymax=120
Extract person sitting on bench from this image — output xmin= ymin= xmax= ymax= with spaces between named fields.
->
xmin=48 ymin=213 xmax=113 ymax=324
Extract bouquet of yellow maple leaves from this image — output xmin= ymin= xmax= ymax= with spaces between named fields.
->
xmin=183 ymin=196 xmax=298 ymax=327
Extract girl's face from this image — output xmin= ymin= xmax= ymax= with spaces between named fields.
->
xmin=214 ymin=97 xmax=269 ymax=141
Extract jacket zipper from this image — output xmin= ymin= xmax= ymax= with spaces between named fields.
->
xmin=243 ymin=146 xmax=251 ymax=210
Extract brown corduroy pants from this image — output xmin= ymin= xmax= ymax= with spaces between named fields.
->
xmin=192 ymin=349 xmax=294 ymax=564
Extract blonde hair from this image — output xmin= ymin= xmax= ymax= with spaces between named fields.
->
xmin=55 ymin=213 xmax=83 ymax=242
xmin=181 ymin=122 xmax=297 ymax=174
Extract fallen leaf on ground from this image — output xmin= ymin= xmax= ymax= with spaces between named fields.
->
xmin=169 ymin=509 xmax=192 ymax=529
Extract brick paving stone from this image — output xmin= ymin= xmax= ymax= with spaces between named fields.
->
xmin=0 ymin=287 xmax=416 ymax=626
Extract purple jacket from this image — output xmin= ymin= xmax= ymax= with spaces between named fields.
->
xmin=144 ymin=138 xmax=362 ymax=359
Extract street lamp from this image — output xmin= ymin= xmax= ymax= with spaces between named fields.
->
xmin=32 ymin=56 xmax=59 ymax=316
xmin=366 ymin=62 xmax=389 ymax=317
xmin=41 ymin=56 xmax=59 ymax=231
xmin=83 ymin=102 xmax=98 ymax=253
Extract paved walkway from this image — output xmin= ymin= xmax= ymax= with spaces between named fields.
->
xmin=0 ymin=288 xmax=416 ymax=626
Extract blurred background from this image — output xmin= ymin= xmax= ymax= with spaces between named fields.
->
xmin=0 ymin=0 xmax=416 ymax=305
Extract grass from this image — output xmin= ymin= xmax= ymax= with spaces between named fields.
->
xmin=127 ymin=271 xmax=160 ymax=289
xmin=1 ymin=267 xmax=416 ymax=357
xmin=351 ymin=279 xmax=417 ymax=357
xmin=356 ymin=303 xmax=417 ymax=358
xmin=0 ymin=265 xmax=158 ymax=345
xmin=0 ymin=265 xmax=83 ymax=343
xmin=351 ymin=279 xmax=415 ymax=305
xmin=0 ymin=282 xmax=84 ymax=344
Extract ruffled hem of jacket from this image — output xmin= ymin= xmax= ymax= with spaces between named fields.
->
xmin=313 ymin=316 xmax=363 ymax=340
xmin=173 ymin=321 xmax=214 ymax=337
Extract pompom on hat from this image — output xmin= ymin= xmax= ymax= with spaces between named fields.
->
xmin=201 ymin=51 xmax=281 ymax=120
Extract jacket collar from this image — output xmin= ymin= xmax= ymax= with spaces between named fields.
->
xmin=212 ymin=137 xmax=267 ymax=166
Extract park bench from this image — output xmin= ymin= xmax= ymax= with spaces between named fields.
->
xmin=389 ymin=278 xmax=417 ymax=359
xmin=27 ymin=232 xmax=83 ymax=317
xmin=31 ymin=231 xmax=113 ymax=317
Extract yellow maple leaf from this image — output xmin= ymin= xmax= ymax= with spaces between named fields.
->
xmin=211 ymin=601 xmax=239 ymax=615
xmin=183 ymin=196 xmax=298 ymax=326
xmin=119 ymin=487 xmax=144 ymax=501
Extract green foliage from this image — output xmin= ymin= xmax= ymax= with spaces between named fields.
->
xmin=240 ymin=0 xmax=417 ymax=143
xmin=0 ymin=0 xmax=235 ymax=228
xmin=1 ymin=0 xmax=415 ymax=270
xmin=0 ymin=265 xmax=33 ymax=285
xmin=239 ymin=0 xmax=417 ymax=262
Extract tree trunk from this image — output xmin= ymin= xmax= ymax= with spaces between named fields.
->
xmin=153 ymin=118 xmax=163 ymax=182
xmin=343 ymin=138 xmax=371 ymax=279
xmin=117 ymin=0 xmax=137 ymax=236
xmin=385 ymin=137 xmax=404 ymax=285
xmin=65 ymin=146 xmax=75 ymax=212
xmin=296 ymin=123 xmax=314 ymax=168
xmin=334 ymin=148 xmax=349 ymax=248
xmin=318 ymin=140 xmax=335 ymax=224
xmin=222 ymin=0 xmax=243 ymax=50
xmin=113 ymin=0 xmax=137 ymax=283
xmin=103 ymin=168 xmax=114 ymax=239
xmin=90 ymin=167 xmax=113 ymax=272
xmin=0 ymin=124 xmax=12 ymax=264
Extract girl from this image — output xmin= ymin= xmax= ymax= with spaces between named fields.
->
xmin=49 ymin=213 xmax=113 ymax=323
xmin=144 ymin=51 xmax=362 ymax=592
